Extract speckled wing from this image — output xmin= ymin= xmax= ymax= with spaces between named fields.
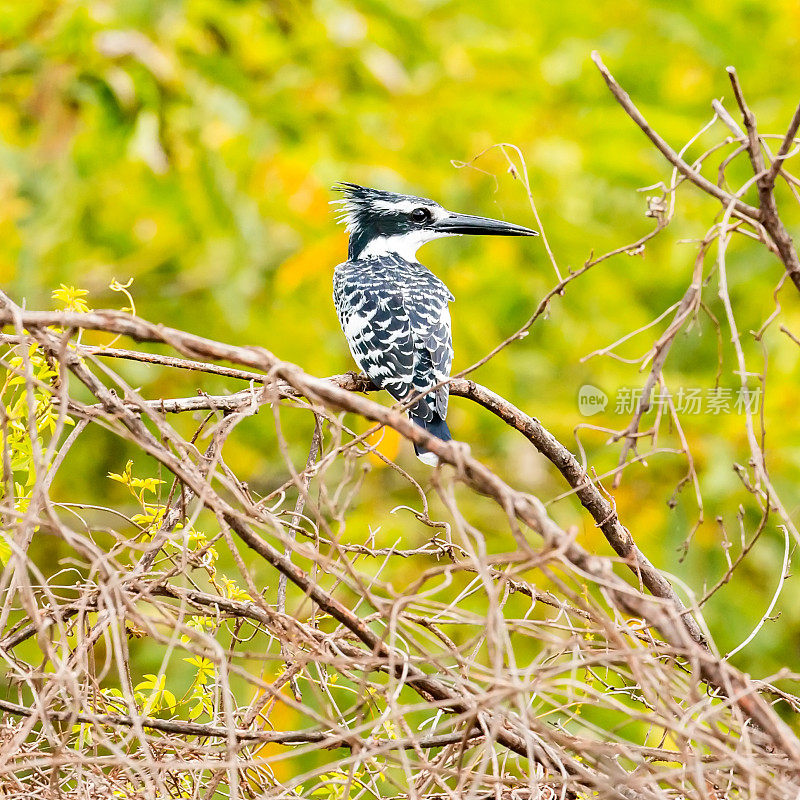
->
xmin=334 ymin=278 xmax=416 ymax=403
xmin=333 ymin=256 xmax=455 ymax=423
xmin=406 ymin=286 xmax=453 ymax=421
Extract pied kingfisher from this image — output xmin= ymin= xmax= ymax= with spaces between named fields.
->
xmin=332 ymin=183 xmax=538 ymax=464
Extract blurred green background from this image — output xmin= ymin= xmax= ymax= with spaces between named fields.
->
xmin=3 ymin=0 xmax=800 ymax=755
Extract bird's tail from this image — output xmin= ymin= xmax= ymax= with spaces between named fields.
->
xmin=410 ymin=412 xmax=451 ymax=466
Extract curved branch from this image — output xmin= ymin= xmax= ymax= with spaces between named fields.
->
xmin=593 ymin=52 xmax=800 ymax=294
xmin=591 ymin=52 xmax=760 ymax=223
xmin=56 ymin=358 xmax=703 ymax=646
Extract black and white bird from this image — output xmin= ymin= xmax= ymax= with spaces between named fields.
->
xmin=332 ymin=183 xmax=538 ymax=465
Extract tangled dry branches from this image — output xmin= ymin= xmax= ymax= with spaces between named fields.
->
xmin=2 ymin=57 xmax=800 ymax=800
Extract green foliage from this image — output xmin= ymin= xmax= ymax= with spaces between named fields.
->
xmin=0 ymin=285 xmax=83 ymax=561
xmin=104 ymin=453 xmax=258 ymax=722
xmin=183 ymin=655 xmax=215 ymax=720
xmin=134 ymin=672 xmax=177 ymax=716
xmin=108 ymin=460 xmax=167 ymax=531
xmin=1 ymin=279 xmax=251 ymax=735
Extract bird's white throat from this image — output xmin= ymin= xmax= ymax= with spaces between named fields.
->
xmin=358 ymin=229 xmax=455 ymax=261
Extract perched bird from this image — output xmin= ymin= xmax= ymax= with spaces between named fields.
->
xmin=332 ymin=183 xmax=538 ymax=464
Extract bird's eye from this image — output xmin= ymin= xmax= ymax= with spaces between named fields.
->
xmin=410 ymin=207 xmax=432 ymax=224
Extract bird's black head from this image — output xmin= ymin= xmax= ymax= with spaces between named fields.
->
xmin=333 ymin=182 xmax=538 ymax=261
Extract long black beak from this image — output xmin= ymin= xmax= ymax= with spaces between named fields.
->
xmin=432 ymin=212 xmax=539 ymax=237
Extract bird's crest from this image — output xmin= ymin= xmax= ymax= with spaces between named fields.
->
xmin=331 ymin=182 xmax=436 ymax=234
